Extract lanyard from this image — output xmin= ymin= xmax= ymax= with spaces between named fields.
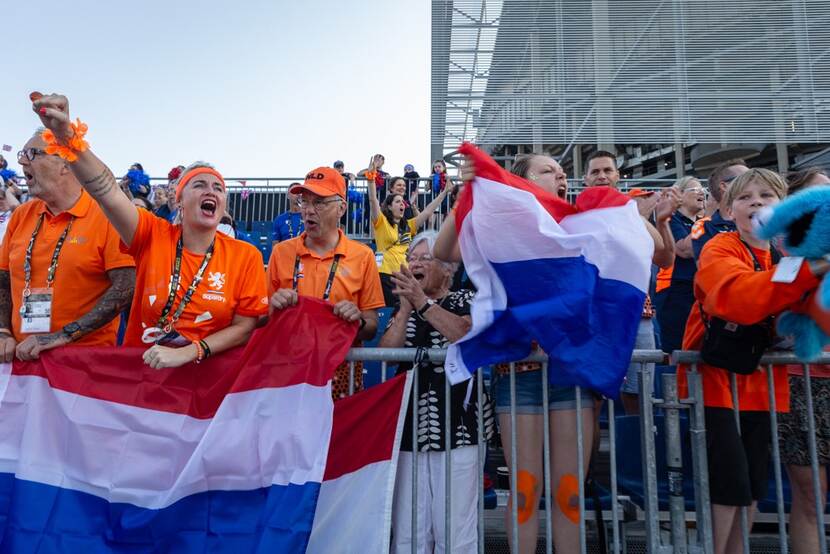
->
xmin=292 ymin=253 xmax=342 ymax=301
xmin=21 ymin=213 xmax=74 ymax=299
xmin=156 ymin=233 xmax=215 ymax=333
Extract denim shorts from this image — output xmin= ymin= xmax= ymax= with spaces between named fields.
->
xmin=493 ymin=369 xmax=595 ymax=414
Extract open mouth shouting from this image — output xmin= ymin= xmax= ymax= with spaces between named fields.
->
xmin=200 ymin=198 xmax=217 ymax=218
xmin=557 ymin=184 xmax=567 ymax=199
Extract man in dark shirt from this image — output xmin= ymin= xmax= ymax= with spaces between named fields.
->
xmin=691 ymin=159 xmax=749 ymax=259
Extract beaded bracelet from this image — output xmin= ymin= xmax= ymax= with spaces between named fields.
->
xmin=199 ymin=339 xmax=211 ymax=359
xmin=41 ymin=118 xmax=89 ymax=163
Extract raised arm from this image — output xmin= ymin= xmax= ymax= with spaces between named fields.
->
xmin=365 ymin=159 xmax=381 ymax=224
xmin=413 ymin=186 xmax=449 ymax=229
xmin=30 ymin=92 xmax=139 ymax=247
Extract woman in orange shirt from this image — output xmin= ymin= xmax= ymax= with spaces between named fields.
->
xmin=677 ymin=168 xmax=829 ymax=554
xmin=31 ymin=92 xmax=268 ymax=369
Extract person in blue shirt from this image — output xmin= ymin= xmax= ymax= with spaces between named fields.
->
xmin=271 ymin=186 xmax=304 ymax=244
xmin=691 ymin=159 xmax=748 ymax=259
xmin=654 ymin=177 xmax=705 ymax=353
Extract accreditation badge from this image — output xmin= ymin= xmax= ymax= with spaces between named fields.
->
xmin=20 ymin=287 xmax=53 ymax=334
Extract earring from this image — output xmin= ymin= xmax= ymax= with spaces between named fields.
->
xmin=528 ymin=172 xmax=538 ymax=181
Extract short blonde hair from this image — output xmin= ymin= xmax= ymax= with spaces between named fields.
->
xmin=724 ymin=168 xmax=787 ymax=207
xmin=673 ymin=176 xmax=702 ymax=193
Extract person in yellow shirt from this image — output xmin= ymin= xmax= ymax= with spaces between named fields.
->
xmin=367 ymin=169 xmax=449 ymax=306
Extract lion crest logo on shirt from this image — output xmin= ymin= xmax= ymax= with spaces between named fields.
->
xmin=207 ymin=272 xmax=226 ymax=291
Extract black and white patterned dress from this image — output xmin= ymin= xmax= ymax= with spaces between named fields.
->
xmin=392 ymin=289 xmax=495 ymax=452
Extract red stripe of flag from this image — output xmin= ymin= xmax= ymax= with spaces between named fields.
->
xmin=12 ymin=297 xmax=357 ymax=419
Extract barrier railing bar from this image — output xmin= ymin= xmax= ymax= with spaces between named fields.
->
xmin=347 ymin=348 xmax=667 ymax=363
xmin=663 ymin=373 xmax=689 ymax=552
xmin=576 ymin=386 xmax=587 ymax=554
xmin=411 ymin=363 xmax=419 ymax=554
xmin=639 ymin=362 xmax=664 ymax=551
xmin=766 ymin=364 xmax=788 ymax=554
xmin=608 ymin=397 xmax=621 ymax=554
xmin=348 ymin=361 xmax=355 ymax=397
xmin=444 ymin=372 xmax=452 ymax=553
xmin=476 ymin=368 xmax=485 ymax=554
xmin=381 ymin=361 xmax=387 ymax=383
xmin=803 ymin=363 xmax=828 ymax=554
xmin=508 ymin=362 xmax=520 ymax=554
xmin=728 ymin=373 xmax=751 ymax=554
xmin=541 ymin=363 xmax=553 ymax=554
xmin=685 ymin=366 xmax=714 ymax=554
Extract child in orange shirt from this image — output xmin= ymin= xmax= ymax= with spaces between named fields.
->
xmin=677 ymin=168 xmax=829 ymax=553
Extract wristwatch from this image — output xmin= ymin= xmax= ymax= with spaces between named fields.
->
xmin=417 ymin=299 xmax=436 ymax=319
xmin=62 ymin=322 xmax=82 ymax=341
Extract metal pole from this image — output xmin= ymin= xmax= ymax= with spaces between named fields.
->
xmin=609 ymin=398 xmax=621 ymax=554
xmin=381 ymin=361 xmax=387 ymax=383
xmin=662 ymin=373 xmax=688 ymax=553
xmin=444 ymin=374 xmax=452 ymax=554
xmin=509 ymin=363 xmax=520 ymax=554
xmin=639 ymin=362 xmax=663 ymax=550
xmin=576 ymin=386 xmax=587 ymax=554
xmin=687 ymin=367 xmax=714 ymax=554
xmin=349 ymin=361 xmax=355 ymax=396
xmin=729 ymin=373 xmax=750 ymax=554
xmin=802 ymin=363 xmax=828 ymax=554
xmin=476 ymin=369 xmax=485 ymax=554
xmin=765 ymin=365 xmax=788 ymax=554
xmin=411 ymin=363 xmax=419 ymax=554
xmin=541 ymin=364 xmax=553 ymax=554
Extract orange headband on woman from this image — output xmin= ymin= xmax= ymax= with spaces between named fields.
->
xmin=175 ymin=167 xmax=226 ymax=201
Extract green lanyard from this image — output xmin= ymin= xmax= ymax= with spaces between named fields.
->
xmin=20 ymin=213 xmax=74 ymax=314
xmin=156 ymin=233 xmax=215 ymax=333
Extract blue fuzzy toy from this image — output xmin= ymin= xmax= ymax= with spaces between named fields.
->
xmin=126 ymin=169 xmax=151 ymax=197
xmin=754 ymin=185 xmax=830 ymax=359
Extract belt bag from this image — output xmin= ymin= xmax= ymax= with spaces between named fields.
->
xmin=699 ymin=312 xmax=773 ymax=375
xmin=699 ymin=240 xmax=779 ymax=375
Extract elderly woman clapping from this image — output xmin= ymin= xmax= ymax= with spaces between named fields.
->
xmin=381 ymin=231 xmax=491 ymax=553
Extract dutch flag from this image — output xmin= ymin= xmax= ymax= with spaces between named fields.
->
xmin=445 ymin=143 xmax=654 ymax=397
xmin=0 ymin=298 xmax=410 ymax=553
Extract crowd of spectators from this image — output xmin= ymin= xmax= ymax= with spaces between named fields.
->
xmin=5 ymin=91 xmax=830 ymax=553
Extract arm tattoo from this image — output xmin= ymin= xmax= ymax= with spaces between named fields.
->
xmin=83 ymin=168 xmax=117 ymax=198
xmin=72 ymin=267 xmax=136 ymax=340
xmin=0 ymin=270 xmax=11 ymax=330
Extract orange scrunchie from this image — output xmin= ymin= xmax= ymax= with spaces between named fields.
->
xmin=365 ymin=170 xmax=378 ymax=182
xmin=41 ymin=119 xmax=89 ymax=163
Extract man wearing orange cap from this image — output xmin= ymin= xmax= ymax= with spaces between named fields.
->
xmin=268 ymin=167 xmax=385 ymax=400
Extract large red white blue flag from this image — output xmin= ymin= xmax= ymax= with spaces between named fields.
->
xmin=0 ymin=297 xmax=410 ymax=552
xmin=445 ymin=143 xmax=653 ymax=397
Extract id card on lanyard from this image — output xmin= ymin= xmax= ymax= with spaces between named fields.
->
xmin=20 ymin=287 xmax=53 ymax=333
xmin=19 ymin=214 xmax=74 ymax=335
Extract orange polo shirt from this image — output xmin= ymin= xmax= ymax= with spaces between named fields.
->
xmin=0 ymin=190 xmax=135 ymax=345
xmin=267 ymin=229 xmax=384 ymax=311
xmin=677 ymin=232 xmax=820 ymax=412
xmin=121 ymin=209 xmax=268 ymax=346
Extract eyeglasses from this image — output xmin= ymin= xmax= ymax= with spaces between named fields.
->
xmin=17 ymin=148 xmax=48 ymax=162
xmin=296 ymin=197 xmax=342 ymax=211
xmin=406 ymin=254 xmax=434 ymax=263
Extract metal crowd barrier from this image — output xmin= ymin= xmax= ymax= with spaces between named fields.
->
xmin=338 ymin=348 xmax=830 ymax=553
xmin=674 ymin=351 xmax=830 ymax=554
xmin=142 ymin=176 xmax=684 ymax=241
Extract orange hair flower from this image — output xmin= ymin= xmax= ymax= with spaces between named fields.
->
xmin=41 ymin=118 xmax=89 ymax=163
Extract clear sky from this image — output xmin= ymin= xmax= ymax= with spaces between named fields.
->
xmin=1 ymin=0 xmax=430 ymax=182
